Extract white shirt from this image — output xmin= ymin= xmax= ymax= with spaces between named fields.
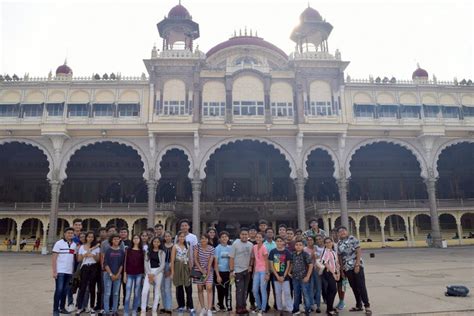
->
xmin=78 ymin=245 xmax=100 ymax=265
xmin=53 ymin=239 xmax=77 ymax=274
xmin=316 ymin=245 xmax=325 ymax=258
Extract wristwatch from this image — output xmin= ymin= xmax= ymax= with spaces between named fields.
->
xmin=109 ymin=273 xmax=113 ymax=277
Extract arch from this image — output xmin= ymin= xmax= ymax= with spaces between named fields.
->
xmin=460 ymin=212 xmax=474 ymax=232
xmin=163 ymin=79 xmax=186 ymax=101
xmin=0 ymin=90 xmax=21 ymax=103
xmin=421 ymin=93 xmax=437 ymax=105
xmin=270 ymin=81 xmax=293 ymax=103
xmin=461 ymin=94 xmax=474 ymax=106
xmin=202 ymin=81 xmax=226 ymax=103
xmin=199 ymin=137 xmax=297 ymax=179
xmin=439 ymin=213 xmax=456 ymax=230
xmin=118 ymin=89 xmax=140 ymax=103
xmin=0 ymin=218 xmax=18 ymax=238
xmin=24 ymin=90 xmax=46 ymax=103
xmin=345 ymin=138 xmax=428 ymax=179
xmin=358 ymin=215 xmax=382 ymax=241
xmin=82 ymin=218 xmax=101 ymax=232
xmin=132 ymin=218 xmax=147 ymax=235
xmin=0 ymin=138 xmax=54 ymax=180
xmin=106 ymin=218 xmax=128 ymax=229
xmin=94 ymin=90 xmax=115 ymax=103
xmin=334 ymin=216 xmax=356 ymax=233
xmin=376 ymin=92 xmax=396 ymax=105
xmin=69 ymin=90 xmax=90 ymax=103
xmin=413 ymin=213 xmax=431 ymax=231
xmin=439 ymin=94 xmax=457 ymax=106
xmin=302 ymin=144 xmax=340 ymax=178
xmin=155 ymin=144 xmax=194 ymax=180
xmin=432 ymin=139 xmax=474 ymax=178
xmin=232 ymin=75 xmax=264 ymax=101
xmin=47 ymin=90 xmax=66 ymax=103
xmin=383 ymin=214 xmax=407 ymax=239
xmin=353 ymin=92 xmax=374 ymax=104
xmin=59 ymin=138 xmax=150 ymax=181
xmin=19 ymin=218 xmax=44 ymax=238
xmin=399 ymin=92 xmax=418 ymax=105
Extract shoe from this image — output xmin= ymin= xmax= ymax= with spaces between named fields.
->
xmin=257 ymin=312 xmax=263 ymax=316
xmin=189 ymin=308 xmax=196 ymax=315
xmin=53 ymin=311 xmax=60 ymax=316
xmin=59 ymin=310 xmax=71 ymax=315
xmin=336 ymin=301 xmax=345 ymax=311
xmin=316 ymin=307 xmax=321 ymax=313
xmin=207 ymin=310 xmax=213 ymax=316
xmin=292 ymin=311 xmax=301 ymax=315
xmin=68 ymin=304 xmax=76 ymax=312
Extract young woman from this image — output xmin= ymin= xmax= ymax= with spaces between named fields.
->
xmin=214 ymin=231 xmax=232 ymax=312
xmin=140 ymin=231 xmax=150 ymax=252
xmin=171 ymin=231 xmax=194 ymax=313
xmin=193 ymin=233 xmax=215 ymax=316
xmin=321 ymin=237 xmax=340 ymax=316
xmin=141 ymin=237 xmax=165 ymax=314
xmin=160 ymin=231 xmax=174 ymax=314
xmin=103 ymin=233 xmax=125 ymax=315
xmin=206 ymin=227 xmax=218 ymax=312
xmin=75 ymin=231 xmax=100 ymax=315
xmin=304 ymin=236 xmax=320 ymax=312
xmin=123 ymin=234 xmax=144 ymax=316
xmin=79 ymin=232 xmax=86 ymax=246
xmin=251 ymin=232 xmax=269 ymax=315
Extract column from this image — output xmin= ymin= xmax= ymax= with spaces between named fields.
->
xmin=16 ymin=223 xmax=22 ymax=252
xmin=365 ymin=217 xmax=370 ymax=238
xmin=192 ymin=178 xmax=202 ymax=237
xmin=36 ymin=220 xmax=41 ymax=239
xmin=355 ymin=222 xmax=361 ymax=241
xmin=272 ymin=220 xmax=277 ymax=232
xmin=456 ymin=218 xmax=463 ymax=245
xmin=294 ymin=175 xmax=306 ymax=231
xmin=147 ymin=179 xmax=157 ymax=227
xmin=380 ymin=224 xmax=386 ymax=247
xmin=406 ymin=216 xmax=413 ymax=247
xmin=409 ymin=216 xmax=415 ymax=246
xmin=323 ymin=216 xmax=330 ymax=232
xmin=424 ymin=177 xmax=442 ymax=247
xmin=42 ymin=227 xmax=48 ymax=254
xmin=388 ymin=216 xmax=394 ymax=236
xmin=337 ymin=178 xmax=349 ymax=228
xmin=47 ymin=180 xmax=62 ymax=251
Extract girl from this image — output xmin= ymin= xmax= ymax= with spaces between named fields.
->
xmin=160 ymin=231 xmax=174 ymax=314
xmin=321 ymin=237 xmax=340 ymax=316
xmin=193 ymin=234 xmax=215 ymax=316
xmin=305 ymin=236 xmax=320 ymax=312
xmin=123 ymin=234 xmax=144 ymax=316
xmin=140 ymin=231 xmax=150 ymax=252
xmin=214 ymin=231 xmax=232 ymax=312
xmin=206 ymin=227 xmax=218 ymax=312
xmin=103 ymin=233 xmax=125 ymax=315
xmin=252 ymin=232 xmax=269 ymax=315
xmin=171 ymin=231 xmax=194 ymax=313
xmin=141 ymin=237 xmax=165 ymax=314
xmin=76 ymin=231 xmax=100 ymax=315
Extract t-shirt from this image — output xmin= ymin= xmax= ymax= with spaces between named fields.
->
xmin=52 ymin=239 xmax=77 ymax=274
xmin=104 ymin=247 xmax=125 ymax=274
xmin=263 ymin=240 xmax=276 ymax=253
xmin=78 ymin=245 xmax=100 ymax=265
xmin=125 ymin=248 xmax=144 ymax=275
xmin=268 ymin=248 xmax=292 ymax=281
xmin=337 ymin=235 xmax=363 ymax=271
xmin=215 ymin=244 xmax=231 ymax=272
xmin=253 ymin=244 xmax=269 ymax=272
xmin=175 ymin=233 xmax=198 ymax=265
xmin=316 ymin=246 xmax=325 ymax=258
xmin=291 ymin=251 xmax=312 ymax=280
xmin=229 ymin=239 xmax=253 ymax=273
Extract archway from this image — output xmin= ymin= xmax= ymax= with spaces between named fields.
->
xmin=0 ymin=142 xmax=50 ymax=203
xmin=334 ymin=216 xmax=356 ymax=234
xmin=413 ymin=214 xmax=431 ymax=239
xmin=348 ymin=142 xmax=426 ymax=201
xmin=157 ymin=149 xmax=191 ymax=202
xmin=0 ymin=218 xmax=17 ymax=249
xmin=106 ymin=218 xmax=128 ymax=230
xmin=61 ymin=142 xmax=146 ymax=203
xmin=132 ymin=218 xmax=147 ymax=236
xmin=217 ymin=208 xmax=259 ymax=238
xmin=305 ymin=148 xmax=338 ymax=202
xmin=55 ymin=218 xmax=70 ymax=236
xmin=460 ymin=213 xmax=474 ymax=238
xmin=82 ymin=218 xmax=101 ymax=232
xmin=383 ymin=215 xmax=407 ymax=241
xmin=19 ymin=218 xmax=44 ymax=250
xmin=439 ymin=214 xmax=457 ymax=239
xmin=359 ymin=215 xmax=381 ymax=242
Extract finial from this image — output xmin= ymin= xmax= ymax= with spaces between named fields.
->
xmin=255 ymin=30 xmax=258 ymax=37
xmin=416 ymin=62 xmax=420 ymax=69
xmin=239 ymin=29 xmax=242 ymax=36
xmin=250 ymin=29 xmax=253 ymax=37
xmin=64 ymin=58 xmax=67 ymax=65
xmin=179 ymin=0 xmax=181 ymax=5
xmin=245 ymin=26 xmax=247 ymax=36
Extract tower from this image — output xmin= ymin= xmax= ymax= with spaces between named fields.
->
xmin=290 ymin=5 xmax=333 ymax=53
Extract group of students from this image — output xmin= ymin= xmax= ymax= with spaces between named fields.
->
xmin=52 ymin=218 xmax=372 ymax=316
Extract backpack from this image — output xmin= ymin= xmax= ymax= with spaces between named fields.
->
xmin=445 ymin=285 xmax=469 ymax=297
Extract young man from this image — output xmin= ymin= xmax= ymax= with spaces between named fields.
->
xmin=268 ymin=236 xmax=292 ymax=313
xmin=229 ymin=228 xmax=253 ymax=315
xmin=247 ymin=226 xmax=258 ymax=310
xmin=94 ymin=227 xmax=107 ymax=312
xmin=176 ymin=219 xmax=198 ymax=264
xmin=52 ymin=227 xmax=77 ymax=316
xmin=72 ymin=218 xmax=83 ymax=245
xmin=286 ymin=228 xmax=296 ymax=253
xmin=314 ymin=234 xmax=325 ymax=311
xmin=303 ymin=218 xmax=327 ymax=240
xmin=278 ymin=224 xmax=288 ymax=241
xmin=337 ymin=226 xmax=372 ymax=315
xmin=263 ymin=227 xmax=277 ymax=312
xmin=215 ymin=231 xmax=232 ymax=312
xmin=119 ymin=227 xmax=131 ymax=249
xmin=290 ymin=240 xmax=313 ymax=316
xmin=154 ymin=223 xmax=164 ymax=241
xmin=258 ymin=220 xmax=268 ymax=235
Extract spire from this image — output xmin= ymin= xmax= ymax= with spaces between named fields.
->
xmin=64 ymin=58 xmax=67 ymax=65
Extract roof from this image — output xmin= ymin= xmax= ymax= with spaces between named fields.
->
xmin=206 ymin=36 xmax=288 ymax=59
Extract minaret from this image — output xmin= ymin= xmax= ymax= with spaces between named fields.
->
xmin=290 ymin=5 xmax=333 ymax=53
xmin=157 ymin=1 xmax=200 ymax=51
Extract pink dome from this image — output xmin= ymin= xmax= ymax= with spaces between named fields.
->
xmin=168 ymin=4 xmax=191 ymax=19
xmin=412 ymin=67 xmax=428 ymax=79
xmin=300 ymin=7 xmax=323 ymax=22
xmin=56 ymin=63 xmax=72 ymax=75
xmin=207 ymin=36 xmax=287 ymax=59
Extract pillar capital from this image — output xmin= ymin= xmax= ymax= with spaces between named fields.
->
xmin=336 ymin=178 xmax=348 ymax=190
xmin=423 ymin=177 xmax=437 ymax=191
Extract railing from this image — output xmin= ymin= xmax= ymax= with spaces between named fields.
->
xmin=157 ymin=49 xmax=206 ymax=59
xmin=309 ymin=198 xmax=474 ymax=210
xmin=346 ymin=77 xmax=459 ymax=86
xmin=0 ymin=202 xmax=176 ymax=212
xmin=0 ymin=74 xmax=148 ymax=83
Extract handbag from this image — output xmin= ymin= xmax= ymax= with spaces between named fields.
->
xmin=190 ymin=269 xmax=203 ymax=280
xmin=315 ymin=249 xmax=326 ymax=275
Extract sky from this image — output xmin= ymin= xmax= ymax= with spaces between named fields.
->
xmin=1 ymin=0 xmax=472 ymax=80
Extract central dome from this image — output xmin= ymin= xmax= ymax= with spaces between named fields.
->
xmin=168 ymin=4 xmax=191 ymax=19
xmin=206 ymin=36 xmax=288 ymax=59
xmin=300 ymin=7 xmax=323 ymax=22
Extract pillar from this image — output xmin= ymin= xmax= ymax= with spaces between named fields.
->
xmin=355 ymin=222 xmax=360 ymax=241
xmin=381 ymin=224 xmax=386 ymax=247
xmin=9 ymin=221 xmax=15 ymax=240
xmin=47 ymin=180 xmax=62 ymax=251
xmin=294 ymin=175 xmax=307 ymax=231
xmin=192 ymin=177 xmax=202 ymax=237
xmin=406 ymin=217 xmax=412 ymax=247
xmin=323 ymin=216 xmax=330 ymax=232
xmin=36 ymin=220 xmax=41 ymax=239
xmin=388 ymin=216 xmax=394 ymax=236
xmin=147 ymin=179 xmax=157 ymax=227
xmin=272 ymin=220 xmax=277 ymax=232
xmin=16 ymin=223 xmax=22 ymax=252
xmin=365 ymin=217 xmax=370 ymax=238
xmin=424 ymin=177 xmax=443 ymax=247
xmin=337 ymin=178 xmax=349 ymax=228
xmin=42 ymin=227 xmax=48 ymax=254
xmin=456 ymin=218 xmax=463 ymax=245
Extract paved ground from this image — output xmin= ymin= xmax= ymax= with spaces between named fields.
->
xmin=0 ymin=247 xmax=473 ymax=316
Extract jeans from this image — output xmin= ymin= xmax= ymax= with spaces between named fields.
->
xmin=322 ymin=271 xmax=337 ymax=312
xmin=345 ymin=267 xmax=370 ymax=308
xmin=235 ymin=270 xmax=250 ymax=310
xmin=141 ymin=268 xmax=163 ymax=312
xmin=252 ymin=272 xmax=268 ymax=311
xmin=216 ymin=271 xmax=232 ymax=310
xmin=176 ymin=285 xmax=193 ymax=309
xmin=77 ymin=264 xmax=98 ymax=310
xmin=103 ymin=273 xmax=121 ymax=313
xmin=292 ymin=278 xmax=313 ymax=313
xmin=265 ymin=278 xmax=277 ymax=311
xmin=53 ymin=273 xmax=72 ymax=312
xmin=124 ymin=274 xmax=143 ymax=314
xmin=273 ymin=280 xmax=292 ymax=312
xmin=311 ymin=269 xmax=322 ymax=307
xmin=161 ymin=263 xmax=173 ymax=311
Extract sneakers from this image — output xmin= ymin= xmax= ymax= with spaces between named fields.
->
xmin=292 ymin=311 xmax=301 ymax=315
xmin=207 ymin=309 xmax=213 ymax=316
xmin=336 ymin=300 xmax=345 ymax=311
xmin=59 ymin=309 xmax=71 ymax=315
xmin=257 ymin=312 xmax=263 ymax=316
xmin=67 ymin=304 xmax=76 ymax=313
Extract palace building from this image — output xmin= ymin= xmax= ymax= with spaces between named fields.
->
xmin=0 ymin=3 xmax=473 ymax=250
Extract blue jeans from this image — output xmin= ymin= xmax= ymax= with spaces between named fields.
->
xmin=53 ymin=273 xmax=72 ymax=312
xmin=103 ymin=273 xmax=121 ymax=313
xmin=161 ymin=263 xmax=172 ymax=311
xmin=292 ymin=278 xmax=313 ymax=313
xmin=124 ymin=274 xmax=143 ymax=314
xmin=252 ymin=272 xmax=268 ymax=311
xmin=311 ymin=270 xmax=322 ymax=307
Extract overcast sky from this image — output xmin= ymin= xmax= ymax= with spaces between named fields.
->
xmin=1 ymin=0 xmax=472 ymax=80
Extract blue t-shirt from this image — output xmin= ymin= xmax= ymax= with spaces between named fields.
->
xmin=215 ymin=244 xmax=231 ymax=272
xmin=104 ymin=247 xmax=125 ymax=274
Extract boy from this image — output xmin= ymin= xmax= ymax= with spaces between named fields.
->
xmin=229 ymin=228 xmax=253 ymax=314
xmin=291 ymin=240 xmax=313 ymax=315
xmin=215 ymin=231 xmax=232 ymax=311
xmin=268 ymin=236 xmax=292 ymax=313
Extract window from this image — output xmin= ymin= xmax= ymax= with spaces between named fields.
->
xmin=463 ymin=106 xmax=474 ymax=117
xmin=442 ymin=107 xmax=459 ymax=119
xmin=22 ymin=104 xmax=43 ymax=117
xmin=271 ymin=102 xmax=293 ymax=117
xmin=68 ymin=104 xmax=89 ymax=117
xmin=354 ymin=104 xmax=375 ymax=118
xmin=378 ymin=105 xmax=398 ymax=118
xmin=203 ymin=102 xmax=225 ymax=117
xmin=232 ymin=101 xmax=264 ymax=116
xmin=46 ymin=103 xmax=64 ymax=116
xmin=163 ymin=100 xmax=186 ymax=115
xmin=401 ymin=106 xmax=420 ymax=118
xmin=118 ymin=103 xmax=139 ymax=117
xmin=309 ymin=101 xmax=333 ymax=116
xmin=423 ymin=105 xmax=440 ymax=118
xmin=0 ymin=104 xmax=19 ymax=117
xmin=93 ymin=103 xmax=114 ymax=117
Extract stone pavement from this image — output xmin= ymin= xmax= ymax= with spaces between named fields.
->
xmin=0 ymin=247 xmax=473 ymax=316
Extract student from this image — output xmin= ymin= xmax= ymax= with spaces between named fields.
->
xmin=251 ymin=232 xmax=269 ymax=316
xmin=330 ymin=229 xmax=346 ymax=311
xmin=315 ymin=234 xmax=325 ymax=307
xmin=304 ymin=236 xmax=321 ymax=313
xmin=72 ymin=218 xmax=83 ymax=244
xmin=76 ymin=231 xmax=100 ymax=315
xmin=286 ymin=228 xmax=296 ymax=252
xmin=278 ymin=224 xmax=288 ymax=241
xmin=268 ymin=236 xmax=292 ymax=313
xmin=291 ymin=240 xmax=313 ymax=316
xmin=263 ymin=227 xmax=277 ymax=312
xmin=321 ymin=237 xmax=340 ymax=316
xmin=193 ymin=233 xmax=215 ymax=316
xmin=258 ymin=219 xmax=268 ymax=235
xmin=154 ymin=223 xmax=164 ymax=241
xmin=123 ymin=234 xmax=144 ymax=316
xmin=141 ymin=237 xmax=165 ymax=314
xmin=119 ymin=227 xmax=131 ymax=249
xmin=93 ymin=227 xmax=107 ymax=313
xmin=229 ymin=227 xmax=253 ymax=315
xmin=206 ymin=227 xmax=219 ymax=313
xmin=160 ymin=231 xmax=174 ymax=314
xmin=140 ymin=230 xmax=150 ymax=252
xmin=52 ymin=227 xmax=77 ymax=316
xmin=247 ymin=226 xmax=258 ymax=310
xmin=103 ymin=233 xmax=125 ymax=315
xmin=337 ymin=226 xmax=372 ymax=316
xmin=303 ymin=218 xmax=328 ymax=240
xmin=215 ymin=231 xmax=232 ymax=312
xmin=176 ymin=219 xmax=198 ymax=261
xmin=171 ymin=231 xmax=194 ymax=313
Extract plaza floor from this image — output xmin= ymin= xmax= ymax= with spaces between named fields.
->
xmin=0 ymin=247 xmax=473 ymax=316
